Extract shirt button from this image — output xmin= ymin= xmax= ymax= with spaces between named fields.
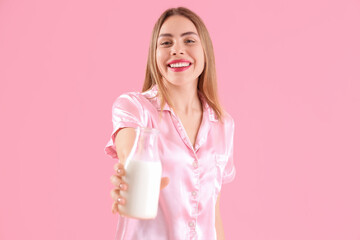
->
xmin=192 ymin=191 xmax=197 ymax=197
xmin=188 ymin=221 xmax=195 ymax=228
xmin=192 ymin=161 xmax=198 ymax=168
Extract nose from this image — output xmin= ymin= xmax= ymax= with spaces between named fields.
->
xmin=170 ymin=42 xmax=184 ymax=55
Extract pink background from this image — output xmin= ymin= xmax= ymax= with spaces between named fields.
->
xmin=1 ymin=0 xmax=359 ymax=239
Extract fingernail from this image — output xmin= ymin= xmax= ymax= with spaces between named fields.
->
xmin=119 ymin=183 xmax=127 ymax=190
xmin=117 ymin=198 xmax=125 ymax=204
xmin=117 ymin=169 xmax=123 ymax=174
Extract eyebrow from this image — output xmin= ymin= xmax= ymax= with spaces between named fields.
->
xmin=158 ymin=31 xmax=198 ymax=38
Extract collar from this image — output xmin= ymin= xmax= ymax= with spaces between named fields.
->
xmin=142 ymin=84 xmax=218 ymax=122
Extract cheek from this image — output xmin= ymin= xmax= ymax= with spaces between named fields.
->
xmin=193 ymin=47 xmax=205 ymax=63
xmin=156 ymin=51 xmax=166 ymax=67
xmin=196 ymin=50 xmax=205 ymax=68
xmin=155 ymin=53 xmax=162 ymax=68
xmin=156 ymin=50 xmax=167 ymax=75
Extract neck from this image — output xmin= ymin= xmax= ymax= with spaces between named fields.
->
xmin=163 ymin=80 xmax=202 ymax=116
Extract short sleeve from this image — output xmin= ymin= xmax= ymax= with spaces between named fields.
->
xmin=104 ymin=93 xmax=146 ymax=159
xmin=222 ymin=117 xmax=236 ymax=184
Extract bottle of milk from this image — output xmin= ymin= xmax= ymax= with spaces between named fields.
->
xmin=119 ymin=127 xmax=162 ymax=219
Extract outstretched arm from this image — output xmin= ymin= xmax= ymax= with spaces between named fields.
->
xmin=215 ymin=193 xmax=225 ymax=240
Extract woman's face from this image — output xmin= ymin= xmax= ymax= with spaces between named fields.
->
xmin=156 ymin=15 xmax=205 ymax=87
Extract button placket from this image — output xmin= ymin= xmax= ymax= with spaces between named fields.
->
xmin=189 ymin=190 xmax=198 ymax=199
xmin=188 ymin=220 xmax=195 ymax=228
xmin=189 ymin=229 xmax=197 ymax=239
xmin=190 ymin=158 xmax=199 ymax=232
xmin=187 ymin=228 xmax=198 ymax=240
xmin=190 ymin=201 xmax=198 ymax=216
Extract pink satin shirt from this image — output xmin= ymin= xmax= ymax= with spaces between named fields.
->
xmin=104 ymin=85 xmax=236 ymax=240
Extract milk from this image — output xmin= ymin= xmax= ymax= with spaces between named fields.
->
xmin=119 ymin=158 xmax=162 ymax=219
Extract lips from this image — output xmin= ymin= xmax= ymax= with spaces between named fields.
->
xmin=167 ymin=63 xmax=192 ymax=72
xmin=167 ymin=62 xmax=192 ymax=68
xmin=166 ymin=59 xmax=192 ymax=72
xmin=167 ymin=59 xmax=191 ymax=66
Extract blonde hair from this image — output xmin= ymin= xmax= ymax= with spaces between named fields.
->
xmin=142 ymin=7 xmax=224 ymax=122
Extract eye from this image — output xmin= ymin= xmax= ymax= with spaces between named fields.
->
xmin=160 ymin=41 xmax=172 ymax=46
xmin=185 ymin=39 xmax=195 ymax=43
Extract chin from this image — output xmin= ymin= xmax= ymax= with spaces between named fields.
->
xmin=165 ymin=79 xmax=187 ymax=86
xmin=165 ymin=77 xmax=198 ymax=87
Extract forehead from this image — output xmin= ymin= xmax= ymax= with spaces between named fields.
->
xmin=158 ymin=15 xmax=198 ymax=37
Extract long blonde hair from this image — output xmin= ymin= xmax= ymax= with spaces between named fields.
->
xmin=142 ymin=7 xmax=224 ymax=122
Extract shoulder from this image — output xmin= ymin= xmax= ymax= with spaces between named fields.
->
xmin=110 ymin=92 xmax=144 ymax=118
xmin=112 ymin=90 xmax=157 ymax=114
xmin=112 ymin=91 xmax=149 ymax=108
xmin=113 ymin=91 xmax=142 ymax=104
xmin=220 ymin=111 xmax=235 ymax=145
xmin=221 ymin=110 xmax=235 ymax=129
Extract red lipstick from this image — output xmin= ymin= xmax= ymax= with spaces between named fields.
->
xmin=167 ymin=59 xmax=192 ymax=72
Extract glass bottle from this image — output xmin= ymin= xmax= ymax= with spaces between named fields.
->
xmin=119 ymin=127 xmax=162 ymax=219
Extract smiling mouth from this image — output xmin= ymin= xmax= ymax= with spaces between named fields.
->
xmin=167 ymin=62 xmax=192 ymax=68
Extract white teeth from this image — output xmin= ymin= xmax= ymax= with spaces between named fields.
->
xmin=169 ymin=62 xmax=190 ymax=68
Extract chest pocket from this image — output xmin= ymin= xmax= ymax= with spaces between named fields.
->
xmin=214 ymin=154 xmax=228 ymax=194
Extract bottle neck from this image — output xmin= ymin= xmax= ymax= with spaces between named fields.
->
xmin=133 ymin=128 xmax=159 ymax=161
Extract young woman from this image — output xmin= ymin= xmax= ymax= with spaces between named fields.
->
xmin=105 ymin=7 xmax=236 ymax=240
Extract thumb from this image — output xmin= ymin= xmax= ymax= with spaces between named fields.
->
xmin=160 ymin=177 xmax=170 ymax=190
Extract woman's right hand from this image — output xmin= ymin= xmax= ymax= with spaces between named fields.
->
xmin=110 ymin=162 xmax=170 ymax=215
